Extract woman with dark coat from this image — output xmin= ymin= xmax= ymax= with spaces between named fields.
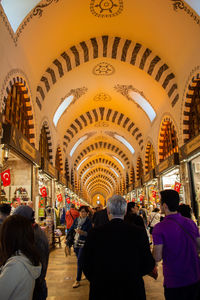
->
xmin=67 ymin=205 xmax=92 ymax=288
xmin=124 ymin=202 xmax=145 ymax=228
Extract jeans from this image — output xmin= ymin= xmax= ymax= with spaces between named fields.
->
xmin=164 ymin=281 xmax=200 ymax=300
xmin=74 ymin=247 xmax=84 ymax=281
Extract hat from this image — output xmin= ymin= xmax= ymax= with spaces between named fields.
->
xmin=13 ymin=205 xmax=35 ymax=223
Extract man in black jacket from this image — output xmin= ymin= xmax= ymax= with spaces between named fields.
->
xmin=83 ymin=195 xmax=156 ymax=300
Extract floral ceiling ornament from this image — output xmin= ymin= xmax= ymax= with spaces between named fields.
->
xmin=93 ymin=62 xmax=115 ymax=75
xmin=33 ymin=0 xmax=59 ymax=17
xmin=90 ymin=0 xmax=123 ymax=18
xmin=93 ymin=93 xmax=111 ymax=101
xmin=170 ymin=0 xmax=200 ymax=26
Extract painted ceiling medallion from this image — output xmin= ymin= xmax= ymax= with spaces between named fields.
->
xmin=93 ymin=62 xmax=115 ymax=75
xmin=90 ymin=0 xmax=123 ymax=18
xmin=93 ymin=93 xmax=111 ymax=101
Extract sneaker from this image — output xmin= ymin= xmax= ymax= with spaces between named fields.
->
xmin=73 ymin=281 xmax=80 ymax=288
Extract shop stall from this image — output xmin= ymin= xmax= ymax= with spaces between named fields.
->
xmin=142 ymin=169 xmax=159 ymax=208
xmin=0 ymin=124 xmax=40 ymax=205
xmin=135 ymin=179 xmax=145 ymax=206
xmin=179 ymin=133 xmax=200 ymax=224
xmin=155 ymin=153 xmax=183 ymax=199
xmin=38 ymin=157 xmax=58 ymax=248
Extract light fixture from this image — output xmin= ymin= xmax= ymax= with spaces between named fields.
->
xmin=114 ymin=134 xmax=135 ymax=154
xmin=53 ymin=95 xmax=74 ymax=126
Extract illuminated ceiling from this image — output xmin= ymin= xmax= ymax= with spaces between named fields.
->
xmin=0 ymin=0 xmax=199 ymax=205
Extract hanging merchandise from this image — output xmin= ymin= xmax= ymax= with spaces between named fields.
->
xmin=66 ymin=197 xmax=70 ymax=204
xmin=1 ymin=169 xmax=11 ymax=187
xmin=174 ymin=182 xmax=181 ymax=193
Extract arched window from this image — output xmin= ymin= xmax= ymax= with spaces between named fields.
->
xmin=4 ymin=83 xmax=30 ymax=140
xmin=39 ymin=126 xmax=50 ymax=160
xmin=159 ymin=119 xmax=178 ymax=162
xmin=188 ymin=81 xmax=200 ymax=139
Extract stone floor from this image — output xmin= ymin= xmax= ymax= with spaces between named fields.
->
xmin=46 ymin=239 xmax=165 ymax=300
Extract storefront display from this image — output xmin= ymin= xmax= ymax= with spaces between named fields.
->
xmin=180 ymin=133 xmax=200 ymax=224
xmin=0 ymin=124 xmax=40 ymax=205
xmin=143 ymin=170 xmax=159 ymax=208
xmin=155 ymin=153 xmax=183 ymax=200
xmin=134 ymin=179 xmax=145 ymax=206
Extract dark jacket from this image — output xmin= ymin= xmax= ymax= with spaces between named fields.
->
xmin=83 ymin=218 xmax=155 ymax=300
xmin=68 ymin=216 xmax=92 ymax=248
xmin=124 ymin=213 xmax=145 ymax=228
xmin=92 ymin=208 xmax=109 ymax=228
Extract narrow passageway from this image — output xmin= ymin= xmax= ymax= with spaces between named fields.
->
xmin=46 ymin=241 xmax=164 ymax=300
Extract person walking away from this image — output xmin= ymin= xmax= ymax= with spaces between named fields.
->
xmin=152 ymin=189 xmax=200 ymax=300
xmin=0 ymin=203 xmax=11 ymax=227
xmin=124 ymin=202 xmax=145 ymax=228
xmin=92 ymin=207 xmax=109 ymax=228
xmin=65 ymin=204 xmax=79 ymax=255
xmin=83 ymin=195 xmax=157 ymax=300
xmin=67 ymin=205 xmax=92 ymax=288
xmin=0 ymin=215 xmax=41 ymax=300
xmin=13 ymin=205 xmax=49 ymax=300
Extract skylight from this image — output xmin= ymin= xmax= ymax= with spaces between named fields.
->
xmin=81 ymin=168 xmax=91 ymax=179
xmin=114 ymin=134 xmax=135 ymax=154
xmin=185 ymin=0 xmax=200 ymax=15
xmin=110 ymin=168 xmax=119 ymax=178
xmin=1 ymin=0 xmax=41 ymax=32
xmin=77 ymin=157 xmax=89 ymax=171
xmin=112 ymin=156 xmax=125 ymax=169
xmin=129 ymin=91 xmax=156 ymax=122
xmin=53 ymin=95 xmax=74 ymax=127
xmin=70 ymin=135 xmax=88 ymax=157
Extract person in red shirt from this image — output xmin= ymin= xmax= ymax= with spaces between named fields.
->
xmin=65 ymin=204 xmax=79 ymax=255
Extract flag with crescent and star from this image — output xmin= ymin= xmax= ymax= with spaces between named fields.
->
xmin=1 ymin=169 xmax=11 ymax=187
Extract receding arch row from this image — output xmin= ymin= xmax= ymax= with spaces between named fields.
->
xmin=82 ymin=167 xmax=118 ymax=184
xmin=79 ymin=158 xmax=122 ymax=177
xmin=87 ymin=179 xmax=113 ymax=192
xmin=63 ymin=107 xmax=144 ymax=151
xmin=86 ymin=175 xmax=115 ymax=190
xmin=74 ymin=141 xmax=130 ymax=168
xmin=88 ymin=183 xmax=111 ymax=194
xmin=85 ymin=174 xmax=116 ymax=187
xmin=36 ymin=35 xmax=179 ymax=109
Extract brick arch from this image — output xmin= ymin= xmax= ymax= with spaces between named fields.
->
xmin=63 ymin=107 xmax=143 ymax=150
xmin=1 ymin=76 xmax=35 ymax=145
xmin=136 ymin=157 xmax=144 ymax=180
xmin=158 ymin=116 xmax=178 ymax=162
xmin=88 ymin=183 xmax=111 ymax=194
xmin=87 ymin=179 xmax=113 ymax=191
xmin=86 ymin=174 xmax=115 ymax=189
xmin=83 ymin=167 xmax=118 ymax=184
xmin=182 ymin=74 xmax=200 ymax=143
xmin=55 ymin=146 xmax=63 ymax=172
xmin=36 ymin=35 xmax=179 ymax=110
xmin=74 ymin=141 xmax=130 ymax=168
xmin=79 ymin=157 xmax=122 ymax=177
xmin=144 ymin=141 xmax=156 ymax=174
xmin=40 ymin=121 xmax=53 ymax=163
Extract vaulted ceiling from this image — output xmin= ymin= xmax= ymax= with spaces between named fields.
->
xmin=0 ymin=0 xmax=200 ymax=205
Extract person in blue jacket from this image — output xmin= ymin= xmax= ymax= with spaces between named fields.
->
xmin=68 ymin=205 xmax=92 ymax=288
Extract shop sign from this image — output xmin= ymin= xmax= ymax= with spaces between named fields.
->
xmin=59 ymin=173 xmax=67 ymax=186
xmin=142 ymin=169 xmax=155 ymax=183
xmin=1 ymin=169 xmax=11 ymax=187
xmin=135 ymin=179 xmax=142 ymax=188
xmin=2 ymin=124 xmax=41 ymax=165
xmin=179 ymin=134 xmax=200 ymax=160
xmin=155 ymin=153 xmax=179 ymax=175
xmin=42 ymin=157 xmax=58 ymax=179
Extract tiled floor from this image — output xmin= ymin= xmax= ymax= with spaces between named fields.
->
xmin=46 ymin=240 xmax=165 ymax=300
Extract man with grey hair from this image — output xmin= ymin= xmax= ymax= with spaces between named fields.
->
xmin=83 ymin=195 xmax=156 ymax=300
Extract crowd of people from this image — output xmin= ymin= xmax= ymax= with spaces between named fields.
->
xmin=0 ymin=190 xmax=200 ymax=299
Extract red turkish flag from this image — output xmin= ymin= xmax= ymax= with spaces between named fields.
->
xmin=152 ymin=191 xmax=156 ymax=198
xmin=174 ymin=182 xmax=181 ymax=193
xmin=57 ymin=193 xmax=63 ymax=202
xmin=40 ymin=186 xmax=47 ymax=197
xmin=66 ymin=197 xmax=70 ymax=204
xmin=1 ymin=169 xmax=11 ymax=187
